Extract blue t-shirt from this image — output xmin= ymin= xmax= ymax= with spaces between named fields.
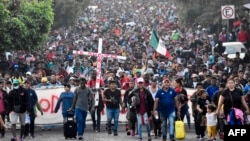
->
xmin=155 ymin=88 xmax=177 ymax=117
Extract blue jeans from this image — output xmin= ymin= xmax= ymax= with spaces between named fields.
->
xmin=180 ymin=104 xmax=188 ymax=120
xmin=137 ymin=113 xmax=151 ymax=139
xmin=180 ymin=104 xmax=190 ymax=126
xmin=160 ymin=111 xmax=176 ymax=140
xmin=75 ymin=108 xmax=87 ymax=137
xmin=106 ymin=108 xmax=120 ymax=133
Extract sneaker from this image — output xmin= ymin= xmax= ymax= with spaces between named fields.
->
xmin=150 ymin=130 xmax=154 ymax=136
xmin=199 ymin=137 xmax=204 ymax=141
xmin=219 ymin=132 xmax=224 ymax=139
xmin=131 ymin=130 xmax=135 ymax=136
xmin=114 ymin=133 xmax=118 ymax=136
xmin=196 ymin=135 xmax=200 ymax=139
xmin=125 ymin=124 xmax=128 ymax=131
xmin=148 ymin=136 xmax=152 ymax=141
xmin=108 ymin=129 xmax=112 ymax=134
xmin=11 ymin=138 xmax=17 ymax=141
xmin=22 ymin=135 xmax=27 ymax=139
xmin=93 ymin=125 xmax=96 ymax=131
xmin=127 ymin=131 xmax=130 ymax=135
xmin=95 ymin=128 xmax=100 ymax=133
xmin=78 ymin=136 xmax=83 ymax=140
xmin=158 ymin=131 xmax=162 ymax=137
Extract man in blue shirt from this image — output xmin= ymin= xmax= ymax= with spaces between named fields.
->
xmin=153 ymin=79 xmax=179 ymax=141
xmin=24 ymin=80 xmax=39 ymax=138
xmin=206 ymin=77 xmax=219 ymax=99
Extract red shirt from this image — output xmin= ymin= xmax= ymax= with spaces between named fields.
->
xmin=233 ymin=20 xmax=241 ymax=28
xmin=238 ymin=30 xmax=248 ymax=43
xmin=57 ymin=70 xmax=68 ymax=77
xmin=35 ymin=69 xmax=46 ymax=77
xmin=139 ymin=90 xmax=146 ymax=115
xmin=87 ymin=79 xmax=105 ymax=88
xmin=121 ymin=77 xmax=130 ymax=87
xmin=47 ymin=52 xmax=55 ymax=61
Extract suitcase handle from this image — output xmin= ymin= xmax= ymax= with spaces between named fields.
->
xmin=67 ymin=110 xmax=75 ymax=117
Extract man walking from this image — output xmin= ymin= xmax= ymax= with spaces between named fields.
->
xmin=23 ymin=80 xmax=40 ymax=138
xmin=153 ymin=79 xmax=179 ymax=141
xmin=8 ymin=79 xmax=29 ymax=141
xmin=69 ymin=78 xmax=95 ymax=140
xmin=130 ymin=78 xmax=154 ymax=141
xmin=123 ymin=79 xmax=137 ymax=136
xmin=87 ymin=71 xmax=105 ymax=132
xmin=103 ymin=80 xmax=123 ymax=136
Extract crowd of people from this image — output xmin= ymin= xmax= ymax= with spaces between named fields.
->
xmin=1 ymin=0 xmax=250 ymax=141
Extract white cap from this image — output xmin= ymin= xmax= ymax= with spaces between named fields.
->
xmin=191 ymin=73 xmax=198 ymax=78
xmin=124 ymin=71 xmax=130 ymax=74
xmin=49 ymin=47 xmax=53 ymax=50
xmin=69 ymin=77 xmax=75 ymax=80
xmin=26 ymin=72 xmax=31 ymax=75
xmin=137 ymin=78 xmax=144 ymax=83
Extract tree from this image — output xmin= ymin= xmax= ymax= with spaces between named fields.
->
xmin=176 ymin=0 xmax=250 ymax=26
xmin=52 ymin=0 xmax=90 ymax=30
xmin=0 ymin=0 xmax=54 ymax=52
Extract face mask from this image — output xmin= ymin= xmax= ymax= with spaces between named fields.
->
xmin=13 ymin=85 xmax=19 ymax=89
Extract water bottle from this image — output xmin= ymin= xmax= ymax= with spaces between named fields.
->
xmin=154 ymin=111 xmax=159 ymax=120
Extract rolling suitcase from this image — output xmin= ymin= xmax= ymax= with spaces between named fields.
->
xmin=175 ymin=119 xmax=185 ymax=140
xmin=64 ymin=111 xmax=77 ymax=139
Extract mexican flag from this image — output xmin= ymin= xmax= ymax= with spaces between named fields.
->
xmin=150 ymin=30 xmax=171 ymax=59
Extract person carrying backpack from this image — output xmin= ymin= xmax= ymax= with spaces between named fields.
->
xmin=122 ymin=79 xmax=137 ymax=136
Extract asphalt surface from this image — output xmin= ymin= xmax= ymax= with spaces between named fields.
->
xmin=3 ymin=122 xmax=224 ymax=141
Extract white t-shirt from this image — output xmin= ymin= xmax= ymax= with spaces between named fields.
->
xmin=148 ymin=85 xmax=159 ymax=101
xmin=206 ymin=112 xmax=217 ymax=126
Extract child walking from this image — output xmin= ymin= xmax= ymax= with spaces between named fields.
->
xmin=206 ymin=104 xmax=217 ymax=141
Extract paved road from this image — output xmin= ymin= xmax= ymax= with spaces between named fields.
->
xmin=3 ymin=123 xmax=223 ymax=141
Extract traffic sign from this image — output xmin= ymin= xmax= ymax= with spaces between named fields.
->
xmin=221 ymin=5 xmax=235 ymax=19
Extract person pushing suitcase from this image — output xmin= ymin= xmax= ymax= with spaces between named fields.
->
xmin=69 ymin=78 xmax=95 ymax=140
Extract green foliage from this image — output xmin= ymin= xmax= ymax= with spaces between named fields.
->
xmin=53 ymin=0 xmax=90 ymax=30
xmin=184 ymin=8 xmax=200 ymax=24
xmin=176 ymin=0 xmax=250 ymax=25
xmin=0 ymin=0 xmax=54 ymax=52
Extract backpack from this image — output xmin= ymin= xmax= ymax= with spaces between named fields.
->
xmin=228 ymin=109 xmax=242 ymax=125
xmin=228 ymin=92 xmax=242 ymax=125
xmin=127 ymin=89 xmax=140 ymax=107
